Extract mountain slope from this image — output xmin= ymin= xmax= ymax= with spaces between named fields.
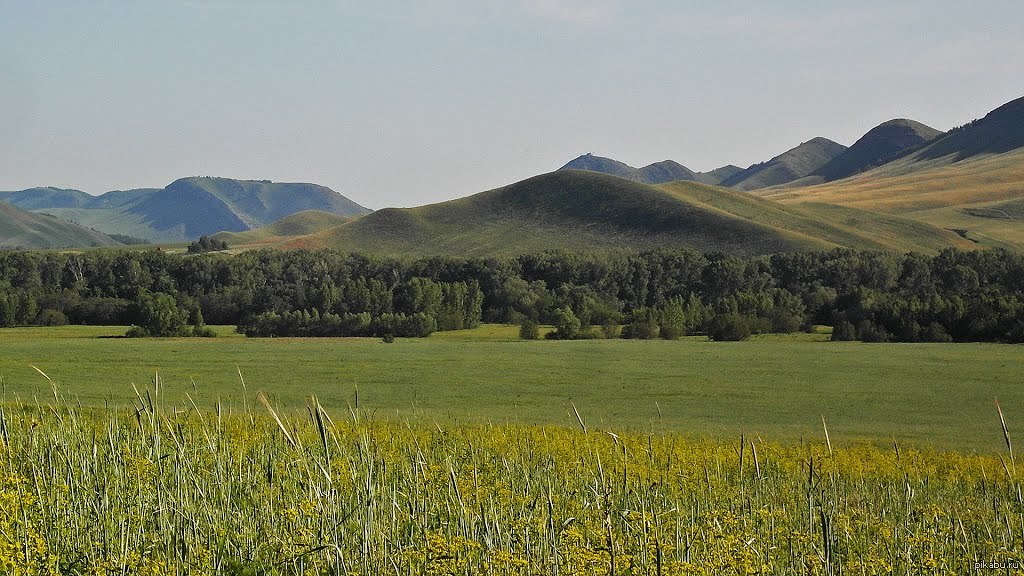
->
xmin=0 ymin=202 xmax=120 ymax=249
xmin=915 ymin=96 xmax=1024 ymax=162
xmin=722 ymin=137 xmax=847 ymax=190
xmin=4 ymin=177 xmax=371 ymax=243
xmin=758 ymin=96 xmax=1024 ymax=249
xmin=810 ymin=119 xmax=942 ymax=182
xmin=559 ymin=154 xmax=698 ymax=184
xmin=0 ymin=187 xmax=93 ymax=210
xmin=695 ymin=165 xmax=743 ymax=185
xmin=280 ymin=170 xmax=971 ymax=256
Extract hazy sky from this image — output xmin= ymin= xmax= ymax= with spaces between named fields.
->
xmin=2 ymin=1 xmax=1022 ymax=208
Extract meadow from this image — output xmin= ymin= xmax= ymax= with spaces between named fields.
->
xmin=0 ymin=325 xmax=1022 ymax=451
xmin=2 ymin=325 xmax=1024 ymax=573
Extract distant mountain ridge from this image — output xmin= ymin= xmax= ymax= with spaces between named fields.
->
xmin=0 ymin=201 xmax=120 ymax=249
xmin=559 ymin=154 xmax=699 ymax=184
xmin=809 ymin=119 xmax=942 ymax=182
xmin=0 ymin=177 xmax=370 ymax=244
xmin=720 ymin=137 xmax=847 ymax=190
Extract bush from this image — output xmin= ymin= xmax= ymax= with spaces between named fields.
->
xmin=192 ymin=324 xmax=218 ymax=338
xmin=921 ymin=322 xmax=953 ymax=343
xmin=381 ymin=333 xmax=395 ymax=343
xmin=707 ymin=314 xmax=752 ymax=342
xmin=187 ymin=236 xmax=229 ymax=254
xmin=857 ymin=320 xmax=890 ymax=343
xmin=36 ymin=308 xmax=68 ymax=327
xmin=830 ymin=320 xmax=857 ymax=341
xmin=622 ymin=307 xmax=659 ymax=340
xmin=518 ymin=318 xmax=539 ymax=340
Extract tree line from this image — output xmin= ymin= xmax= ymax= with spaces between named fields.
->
xmin=0 ymin=247 xmax=1022 ymax=342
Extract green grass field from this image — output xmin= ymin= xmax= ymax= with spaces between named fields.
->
xmin=1 ymin=324 xmax=1021 ymax=452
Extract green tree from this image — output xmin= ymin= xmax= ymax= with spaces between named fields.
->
xmin=659 ymin=298 xmax=686 ymax=340
xmin=550 ymin=306 xmax=581 ymax=340
xmin=127 ymin=292 xmax=190 ymax=337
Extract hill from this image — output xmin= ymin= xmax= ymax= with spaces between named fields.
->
xmin=721 ymin=137 xmax=847 ymax=190
xmin=758 ymin=96 xmax=1024 ymax=249
xmin=695 ymin=165 xmax=743 ymax=185
xmin=3 ymin=177 xmax=370 ymax=243
xmin=0 ymin=202 xmax=120 ymax=249
xmin=0 ymin=187 xmax=93 ymax=210
xmin=211 ymin=211 xmax=355 ymax=249
xmin=558 ymin=154 xmax=698 ymax=184
xmin=809 ymin=119 xmax=942 ymax=182
xmin=914 ymin=95 xmax=1024 ymax=162
xmin=279 ymin=170 xmax=971 ymax=256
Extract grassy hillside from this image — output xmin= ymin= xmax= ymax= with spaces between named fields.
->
xmin=810 ymin=119 xmax=942 ymax=182
xmin=212 ymin=210 xmax=355 ymax=248
xmin=722 ymin=137 xmax=847 ymax=190
xmin=558 ymin=154 xmax=698 ymax=184
xmin=756 ymin=96 xmax=1024 ymax=248
xmin=280 ymin=170 xmax=969 ymax=256
xmin=658 ymin=182 xmax=974 ymax=253
xmin=0 ymin=202 xmax=120 ymax=249
xmin=761 ymin=147 xmax=1024 ymax=248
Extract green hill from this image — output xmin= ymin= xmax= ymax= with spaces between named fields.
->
xmin=558 ymin=154 xmax=698 ymax=184
xmin=212 ymin=211 xmax=355 ymax=248
xmin=280 ymin=170 xmax=971 ymax=256
xmin=722 ymin=137 xmax=847 ymax=190
xmin=4 ymin=177 xmax=371 ymax=244
xmin=0 ymin=202 xmax=120 ymax=249
xmin=810 ymin=119 xmax=942 ymax=182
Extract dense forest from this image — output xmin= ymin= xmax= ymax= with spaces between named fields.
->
xmin=0 ymin=247 xmax=1022 ymax=342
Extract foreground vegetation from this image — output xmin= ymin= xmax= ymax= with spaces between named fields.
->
xmin=1 ymin=388 xmax=1021 ymax=574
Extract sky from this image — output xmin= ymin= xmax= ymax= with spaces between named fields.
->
xmin=1 ymin=1 xmax=1022 ymax=209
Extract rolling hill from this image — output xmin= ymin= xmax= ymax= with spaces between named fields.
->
xmin=277 ymin=170 xmax=971 ymax=257
xmin=559 ymin=154 xmax=699 ymax=184
xmin=2 ymin=177 xmax=370 ymax=244
xmin=759 ymin=96 xmax=1024 ymax=249
xmin=0 ymin=202 xmax=120 ymax=249
xmin=211 ymin=211 xmax=356 ymax=249
xmin=720 ymin=137 xmax=847 ymax=190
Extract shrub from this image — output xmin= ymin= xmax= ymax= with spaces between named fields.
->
xmin=622 ymin=307 xmax=659 ymax=340
xmin=518 ymin=318 xmax=539 ymax=340
xmin=857 ymin=320 xmax=890 ymax=343
xmin=36 ymin=308 xmax=68 ymax=326
xmin=921 ymin=322 xmax=953 ymax=343
xmin=707 ymin=314 xmax=752 ymax=341
xmin=831 ymin=320 xmax=857 ymax=341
